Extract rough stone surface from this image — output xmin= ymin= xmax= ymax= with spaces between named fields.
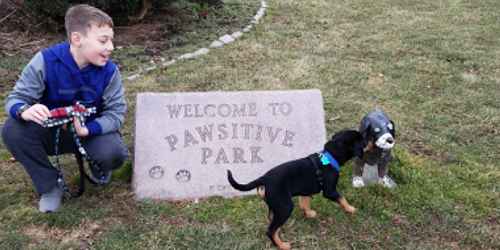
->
xmin=133 ymin=89 xmax=326 ymax=200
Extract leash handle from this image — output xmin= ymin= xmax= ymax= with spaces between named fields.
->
xmin=42 ymin=103 xmax=96 ymax=128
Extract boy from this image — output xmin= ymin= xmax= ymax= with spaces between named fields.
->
xmin=2 ymin=4 xmax=128 ymax=213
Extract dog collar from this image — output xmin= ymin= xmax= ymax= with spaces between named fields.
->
xmin=319 ymin=151 xmax=340 ymax=172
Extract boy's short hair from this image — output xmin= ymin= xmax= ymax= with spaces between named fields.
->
xmin=65 ymin=4 xmax=114 ymax=39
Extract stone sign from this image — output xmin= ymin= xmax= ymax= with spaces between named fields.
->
xmin=133 ymin=89 xmax=326 ymax=200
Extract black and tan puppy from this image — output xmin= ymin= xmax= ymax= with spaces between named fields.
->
xmin=227 ymin=130 xmax=365 ymax=250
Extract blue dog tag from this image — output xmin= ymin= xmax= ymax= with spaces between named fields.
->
xmin=320 ymin=154 xmax=330 ymax=165
xmin=319 ymin=151 xmax=341 ymax=172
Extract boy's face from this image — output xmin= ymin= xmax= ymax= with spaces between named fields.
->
xmin=72 ymin=23 xmax=114 ymax=67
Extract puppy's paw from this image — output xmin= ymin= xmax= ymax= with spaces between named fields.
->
xmin=344 ymin=205 xmax=356 ymax=214
xmin=278 ymin=242 xmax=291 ymax=250
xmin=257 ymin=186 xmax=265 ymax=198
xmin=352 ymin=176 xmax=365 ymax=188
xmin=304 ymin=209 xmax=317 ymax=219
xmin=379 ymin=175 xmax=397 ymax=188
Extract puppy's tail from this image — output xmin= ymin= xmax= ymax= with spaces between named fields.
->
xmin=227 ymin=170 xmax=264 ymax=191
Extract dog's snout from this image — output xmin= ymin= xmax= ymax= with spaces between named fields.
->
xmin=387 ymin=138 xmax=394 ymax=144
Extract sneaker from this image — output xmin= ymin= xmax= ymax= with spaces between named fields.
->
xmin=88 ymin=164 xmax=112 ymax=185
xmin=379 ymin=175 xmax=397 ymax=188
xmin=39 ymin=185 xmax=63 ymax=213
xmin=352 ymin=176 xmax=365 ymax=188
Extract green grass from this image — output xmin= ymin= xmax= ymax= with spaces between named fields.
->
xmin=1 ymin=0 xmax=499 ymax=249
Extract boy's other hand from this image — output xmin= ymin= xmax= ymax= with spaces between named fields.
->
xmin=21 ymin=104 xmax=51 ymax=125
xmin=73 ymin=117 xmax=89 ymax=137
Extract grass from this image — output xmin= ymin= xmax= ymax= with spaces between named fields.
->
xmin=1 ymin=0 xmax=500 ymax=249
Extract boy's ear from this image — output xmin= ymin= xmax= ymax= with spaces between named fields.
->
xmin=69 ymin=32 xmax=83 ymax=47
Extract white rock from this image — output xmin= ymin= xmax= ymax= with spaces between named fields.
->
xmin=257 ymin=8 xmax=265 ymax=17
xmin=126 ymin=74 xmax=140 ymax=81
xmin=219 ymin=34 xmax=235 ymax=44
xmin=231 ymin=31 xmax=243 ymax=39
xmin=162 ymin=60 xmax=176 ymax=67
xmin=254 ymin=10 xmax=264 ymax=22
xmin=193 ymin=48 xmax=210 ymax=57
xmin=178 ymin=53 xmax=195 ymax=60
xmin=145 ymin=66 xmax=157 ymax=72
xmin=210 ymin=40 xmax=224 ymax=48
xmin=178 ymin=48 xmax=210 ymax=60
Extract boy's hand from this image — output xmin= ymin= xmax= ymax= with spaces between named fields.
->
xmin=21 ymin=104 xmax=51 ymax=125
xmin=73 ymin=117 xmax=89 ymax=137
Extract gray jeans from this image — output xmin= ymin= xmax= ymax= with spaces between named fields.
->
xmin=2 ymin=118 xmax=128 ymax=194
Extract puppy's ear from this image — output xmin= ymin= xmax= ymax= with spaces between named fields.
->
xmin=359 ymin=121 xmax=371 ymax=146
xmin=354 ymin=142 xmax=364 ymax=159
xmin=389 ymin=120 xmax=396 ymax=138
xmin=353 ymin=131 xmax=365 ymax=158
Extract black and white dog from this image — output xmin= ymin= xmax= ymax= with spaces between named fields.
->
xmin=352 ymin=109 xmax=397 ymax=188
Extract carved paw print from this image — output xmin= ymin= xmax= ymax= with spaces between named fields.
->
xmin=149 ymin=166 xmax=165 ymax=179
xmin=175 ymin=169 xmax=191 ymax=183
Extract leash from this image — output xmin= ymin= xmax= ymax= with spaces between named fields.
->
xmin=43 ymin=102 xmax=104 ymax=199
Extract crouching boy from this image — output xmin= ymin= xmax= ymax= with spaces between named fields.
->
xmin=2 ymin=4 xmax=128 ymax=213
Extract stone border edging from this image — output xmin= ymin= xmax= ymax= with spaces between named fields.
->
xmin=125 ymin=0 xmax=268 ymax=82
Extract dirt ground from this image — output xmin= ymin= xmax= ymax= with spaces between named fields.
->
xmin=0 ymin=0 xmax=229 ymax=87
xmin=0 ymin=0 xmax=219 ymax=48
